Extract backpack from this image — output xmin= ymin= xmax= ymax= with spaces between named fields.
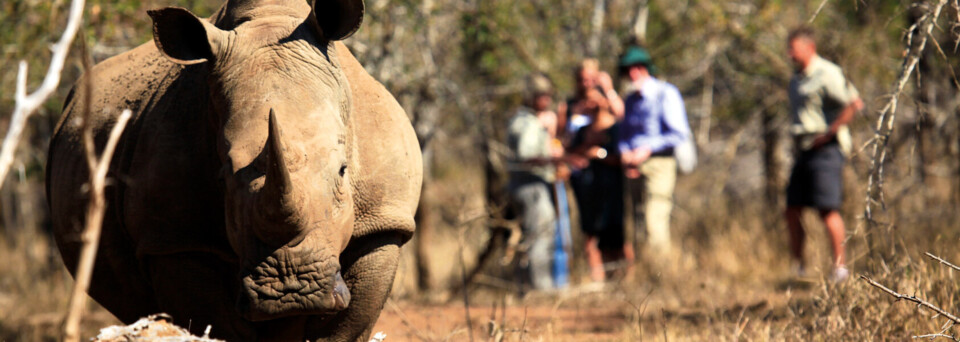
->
xmin=674 ymin=133 xmax=697 ymax=174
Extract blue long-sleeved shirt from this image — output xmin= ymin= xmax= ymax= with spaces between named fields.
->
xmin=618 ymin=77 xmax=691 ymax=154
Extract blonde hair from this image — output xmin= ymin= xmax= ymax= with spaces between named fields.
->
xmin=576 ymin=58 xmax=600 ymax=75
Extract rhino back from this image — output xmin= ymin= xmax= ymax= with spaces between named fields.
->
xmin=336 ymin=42 xmax=422 ymax=242
xmin=49 ymin=41 xmax=233 ymax=263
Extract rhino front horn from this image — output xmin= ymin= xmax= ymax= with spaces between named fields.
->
xmin=261 ymin=109 xmax=295 ymax=214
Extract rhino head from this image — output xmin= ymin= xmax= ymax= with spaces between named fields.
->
xmin=148 ymin=0 xmax=363 ymax=321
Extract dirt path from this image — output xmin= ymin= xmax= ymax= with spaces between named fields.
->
xmin=374 ymin=300 xmax=629 ymax=341
xmin=372 ymin=279 xmax=815 ymax=341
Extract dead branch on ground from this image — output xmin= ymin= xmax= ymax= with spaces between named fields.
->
xmin=0 ymin=0 xmax=86 ymax=186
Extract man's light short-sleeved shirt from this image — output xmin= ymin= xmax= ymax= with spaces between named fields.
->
xmin=789 ymin=55 xmax=859 ymax=154
xmin=507 ymin=107 xmax=555 ymax=183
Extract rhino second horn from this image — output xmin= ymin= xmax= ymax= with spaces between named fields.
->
xmin=261 ymin=109 xmax=296 ymax=215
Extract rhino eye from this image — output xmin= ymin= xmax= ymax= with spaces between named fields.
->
xmin=338 ymin=164 xmax=347 ymax=177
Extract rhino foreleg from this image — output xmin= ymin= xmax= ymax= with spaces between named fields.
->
xmin=145 ymin=252 xmax=255 ymax=340
xmin=306 ymin=233 xmax=404 ymax=342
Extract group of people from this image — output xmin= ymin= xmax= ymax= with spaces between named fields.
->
xmin=506 ymin=28 xmax=863 ymax=291
xmin=507 ymin=45 xmax=691 ymax=289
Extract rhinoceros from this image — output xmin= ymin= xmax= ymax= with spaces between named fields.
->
xmin=45 ymin=0 xmax=421 ymax=340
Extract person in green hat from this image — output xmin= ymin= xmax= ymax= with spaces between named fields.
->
xmin=617 ymin=45 xmax=691 ymax=258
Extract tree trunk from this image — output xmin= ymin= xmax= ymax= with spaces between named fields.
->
xmin=956 ymin=104 xmax=960 ymax=202
xmin=632 ymin=0 xmax=649 ymax=44
xmin=953 ymin=101 xmax=960 ymax=204
xmin=587 ymin=0 xmax=607 ymax=57
xmin=411 ymin=0 xmax=441 ymax=292
xmin=412 ymin=97 xmax=439 ymax=292
xmin=762 ymin=107 xmax=781 ymax=208
xmin=414 ymin=163 xmax=434 ymax=291
xmin=909 ymin=0 xmax=940 ymax=189
xmin=697 ymin=41 xmax=718 ymax=147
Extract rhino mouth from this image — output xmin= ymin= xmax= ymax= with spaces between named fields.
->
xmin=238 ymin=247 xmax=350 ymax=321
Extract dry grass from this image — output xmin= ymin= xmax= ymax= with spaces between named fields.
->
xmin=374 ymin=122 xmax=960 ymax=341
xmin=0 ymin=230 xmax=118 ymax=341
xmin=1 ymin=125 xmax=957 ymax=341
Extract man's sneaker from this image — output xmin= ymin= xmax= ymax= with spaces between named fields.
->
xmin=830 ymin=266 xmax=850 ymax=283
xmin=793 ymin=264 xmax=807 ymax=278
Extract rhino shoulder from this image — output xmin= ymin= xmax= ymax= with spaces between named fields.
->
xmin=55 ymin=41 xmax=182 ymax=137
xmin=335 ymin=42 xmax=422 ymax=241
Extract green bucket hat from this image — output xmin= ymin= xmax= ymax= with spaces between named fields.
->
xmin=619 ymin=45 xmax=656 ymax=75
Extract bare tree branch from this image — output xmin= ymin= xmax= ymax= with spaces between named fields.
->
xmin=863 ymin=0 xmax=950 ymax=229
xmin=912 ymin=333 xmax=959 ymax=341
xmin=808 ymin=0 xmax=831 ymax=24
xmin=63 ymin=109 xmax=133 ymax=342
xmin=925 ymin=31 xmax=960 ymax=90
xmin=0 ymin=0 xmax=86 ymax=186
xmin=925 ymin=252 xmax=960 ymax=272
xmin=953 ymin=0 xmax=960 ymax=51
xmin=861 ymin=275 xmax=960 ymax=325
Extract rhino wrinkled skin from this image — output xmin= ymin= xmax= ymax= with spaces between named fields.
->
xmin=45 ymin=0 xmax=421 ymax=340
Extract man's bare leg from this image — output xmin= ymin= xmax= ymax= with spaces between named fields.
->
xmin=585 ymin=236 xmax=605 ymax=282
xmin=819 ymin=209 xmax=846 ymax=268
xmin=785 ymin=206 xmax=806 ymax=270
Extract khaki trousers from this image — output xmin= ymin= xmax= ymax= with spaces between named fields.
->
xmin=638 ymin=157 xmax=676 ymax=253
xmin=509 ymin=180 xmax=556 ymax=290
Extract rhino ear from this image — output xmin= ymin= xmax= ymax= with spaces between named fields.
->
xmin=148 ymin=7 xmax=225 ymax=65
xmin=308 ymin=0 xmax=364 ymax=41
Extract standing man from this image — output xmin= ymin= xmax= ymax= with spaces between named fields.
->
xmin=507 ymin=74 xmax=565 ymax=291
xmin=785 ymin=27 xmax=863 ymax=282
xmin=617 ymin=46 xmax=691 ymax=258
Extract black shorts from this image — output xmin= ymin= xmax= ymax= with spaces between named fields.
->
xmin=786 ymin=142 xmax=845 ymax=210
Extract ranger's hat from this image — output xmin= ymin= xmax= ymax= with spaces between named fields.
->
xmin=524 ymin=73 xmax=554 ymax=104
xmin=619 ymin=45 xmax=656 ymax=75
xmin=527 ymin=73 xmax=553 ymax=94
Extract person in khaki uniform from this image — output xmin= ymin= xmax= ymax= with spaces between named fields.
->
xmin=506 ymin=74 xmax=565 ymax=290
xmin=617 ymin=46 xmax=691 ymax=256
xmin=785 ymin=27 xmax=864 ymax=282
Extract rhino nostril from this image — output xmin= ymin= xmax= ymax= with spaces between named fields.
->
xmin=332 ymin=272 xmax=350 ymax=310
